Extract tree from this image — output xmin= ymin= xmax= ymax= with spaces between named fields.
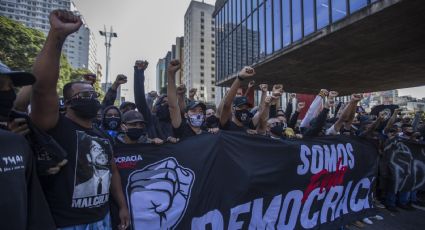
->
xmin=1 ymin=16 xmax=103 ymax=98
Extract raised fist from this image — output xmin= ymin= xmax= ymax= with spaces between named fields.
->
xmin=319 ymin=89 xmax=329 ymax=97
xmin=49 ymin=10 xmax=82 ymax=37
xmin=177 ymin=84 xmax=187 ymax=95
xmin=297 ymin=102 xmax=306 ymax=110
xmin=238 ymin=66 xmax=255 ymax=79
xmin=351 ymin=94 xmax=363 ymax=102
xmin=128 ymin=157 xmax=195 ymax=230
xmin=115 ymin=74 xmax=127 ymax=85
xmin=259 ymin=84 xmax=268 ymax=92
xmin=248 ymin=80 xmax=255 ymax=88
xmin=189 ymin=88 xmax=197 ymax=98
xmin=168 ymin=60 xmax=181 ymax=74
xmin=135 ymin=60 xmax=149 ymax=70
xmin=265 ymin=96 xmax=273 ymax=105
xmin=272 ymin=84 xmax=284 ymax=97
xmin=83 ymin=74 xmax=96 ymax=85
xmin=290 ymin=93 xmax=297 ymax=99
xmin=329 ymin=91 xmax=339 ymax=98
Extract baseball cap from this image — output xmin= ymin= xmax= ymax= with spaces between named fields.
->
xmin=0 ymin=60 xmax=35 ymax=87
xmin=119 ymin=101 xmax=136 ymax=111
xmin=186 ymin=101 xmax=206 ymax=112
xmin=122 ymin=110 xmax=145 ymax=124
xmin=233 ymin=96 xmax=251 ymax=108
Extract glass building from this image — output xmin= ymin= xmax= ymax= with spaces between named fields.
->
xmin=214 ymin=0 xmax=382 ymax=84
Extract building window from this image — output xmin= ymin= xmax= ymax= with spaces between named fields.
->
xmin=211 ymin=67 xmax=215 ymax=71
xmin=211 ymin=47 xmax=215 ymax=51
xmin=201 ymin=38 xmax=204 ymax=43
xmin=201 ymin=11 xmax=204 ymax=16
xmin=201 ymin=72 xmax=204 ymax=77
xmin=201 ymin=80 xmax=204 ymax=84
xmin=201 ymin=25 xmax=204 ymax=29
xmin=212 ymin=94 xmax=215 ymax=99
xmin=201 ymin=94 xmax=204 ymax=98
xmin=201 ymin=52 xmax=204 ymax=56
xmin=201 ymin=66 xmax=204 ymax=70
xmin=212 ymin=88 xmax=215 ymax=92
xmin=201 ymin=87 xmax=204 ymax=90
xmin=212 ymin=75 xmax=215 ymax=79
xmin=211 ymin=54 xmax=215 ymax=58
xmin=201 ymin=18 xmax=204 ymax=23
xmin=200 ymin=59 xmax=204 ymax=63
xmin=201 ymin=45 xmax=204 ymax=49
xmin=212 ymin=60 xmax=215 ymax=64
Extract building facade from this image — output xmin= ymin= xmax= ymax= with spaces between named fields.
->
xmin=184 ymin=0 xmax=217 ymax=104
xmin=156 ymin=58 xmax=167 ymax=94
xmin=213 ymin=0 xmax=384 ymax=90
xmin=0 ymin=0 xmax=97 ymax=73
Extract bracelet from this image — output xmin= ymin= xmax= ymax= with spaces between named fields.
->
xmin=237 ymin=74 xmax=244 ymax=81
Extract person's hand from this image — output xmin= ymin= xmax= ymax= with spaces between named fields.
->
xmin=319 ymin=89 xmax=329 ymax=97
xmin=248 ymin=80 xmax=255 ymax=88
xmin=208 ymin=128 xmax=220 ymax=134
xmin=238 ymin=66 xmax=255 ymax=79
xmin=378 ymin=111 xmax=387 ymax=120
xmin=290 ymin=93 xmax=296 ymax=99
xmin=83 ymin=74 xmax=96 ymax=85
xmin=49 ymin=10 xmax=82 ymax=38
xmin=189 ymin=88 xmax=197 ymax=98
xmin=351 ymin=94 xmax=363 ymax=102
xmin=264 ymin=96 xmax=272 ymax=105
xmin=135 ymin=60 xmax=149 ymax=70
xmin=8 ymin=118 xmax=30 ymax=136
xmin=297 ymin=102 xmax=306 ymax=111
xmin=167 ymin=59 xmax=181 ymax=74
xmin=259 ymin=84 xmax=268 ymax=92
xmin=246 ymin=129 xmax=258 ymax=135
xmin=326 ymin=98 xmax=336 ymax=108
xmin=118 ymin=207 xmax=130 ymax=230
xmin=176 ymin=84 xmax=187 ymax=96
xmin=272 ymin=84 xmax=284 ymax=97
xmin=151 ymin=138 xmax=164 ymax=145
xmin=167 ymin=136 xmax=180 ymax=144
xmin=329 ymin=91 xmax=338 ymax=98
xmin=46 ymin=159 xmax=68 ymax=175
xmin=115 ymin=74 xmax=127 ymax=85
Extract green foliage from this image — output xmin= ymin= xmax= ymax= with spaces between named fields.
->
xmin=0 ymin=16 xmax=101 ymax=98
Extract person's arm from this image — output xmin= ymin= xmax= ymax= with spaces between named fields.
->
xmin=285 ymin=93 xmax=296 ymax=120
xmin=300 ymin=89 xmax=328 ymax=128
xmin=412 ymin=111 xmax=422 ymax=131
xmin=252 ymin=84 xmax=268 ymax=127
xmin=110 ymin=160 xmax=130 ymax=230
xmin=13 ymin=86 xmax=32 ymax=112
xmin=303 ymin=100 xmax=332 ymax=137
xmin=333 ymin=94 xmax=362 ymax=132
xmin=288 ymin=102 xmax=305 ymax=129
xmin=176 ymin=84 xmax=187 ymax=114
xmin=31 ymin=10 xmax=82 ymax=131
xmin=256 ymin=96 xmax=273 ymax=135
xmin=167 ymin=60 xmax=182 ymax=129
xmin=244 ymin=80 xmax=255 ymax=97
xmin=383 ymin=109 xmax=400 ymax=134
xmin=134 ymin=61 xmax=152 ymax=123
xmin=360 ymin=112 xmax=384 ymax=136
xmin=101 ymin=75 xmax=127 ymax=108
xmin=218 ymin=66 xmax=256 ymax=126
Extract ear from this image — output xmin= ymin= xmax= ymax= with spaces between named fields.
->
xmin=86 ymin=154 xmax=92 ymax=163
xmin=184 ymin=113 xmax=188 ymax=119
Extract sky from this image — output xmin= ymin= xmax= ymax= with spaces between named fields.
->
xmin=73 ymin=0 xmax=425 ymax=99
xmin=73 ymin=0 xmax=216 ymax=95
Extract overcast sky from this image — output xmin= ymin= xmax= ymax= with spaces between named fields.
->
xmin=73 ymin=0 xmax=425 ymax=99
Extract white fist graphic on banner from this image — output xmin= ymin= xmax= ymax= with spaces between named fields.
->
xmin=127 ymin=157 xmax=195 ymax=230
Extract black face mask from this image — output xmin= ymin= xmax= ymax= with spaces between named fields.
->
xmin=69 ymin=98 xmax=101 ymax=119
xmin=103 ymin=117 xmax=121 ymax=130
xmin=235 ymin=109 xmax=253 ymax=126
xmin=0 ymin=90 xmax=16 ymax=119
xmin=270 ymin=123 xmax=286 ymax=137
xmin=206 ymin=115 xmax=219 ymax=128
xmin=156 ymin=104 xmax=170 ymax=121
xmin=126 ymin=128 xmax=146 ymax=141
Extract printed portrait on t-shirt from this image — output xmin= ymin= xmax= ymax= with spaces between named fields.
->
xmin=71 ymin=131 xmax=112 ymax=208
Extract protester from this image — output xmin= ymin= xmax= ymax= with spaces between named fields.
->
xmin=101 ymin=105 xmax=122 ymax=139
xmin=29 ymin=10 xmax=129 ymax=229
xmin=0 ymin=61 xmax=56 ymax=230
xmin=102 ymin=74 xmax=128 ymax=108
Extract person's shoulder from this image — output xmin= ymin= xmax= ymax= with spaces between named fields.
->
xmin=0 ymin=129 xmax=25 ymax=141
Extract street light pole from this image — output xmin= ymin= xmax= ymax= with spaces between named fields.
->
xmin=99 ymin=26 xmax=118 ymax=92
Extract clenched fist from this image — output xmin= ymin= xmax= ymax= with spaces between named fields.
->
xmin=49 ymin=10 xmax=82 ymax=38
xmin=238 ymin=66 xmax=255 ymax=79
xmin=168 ymin=60 xmax=181 ymax=74
xmin=128 ymin=158 xmax=195 ymax=229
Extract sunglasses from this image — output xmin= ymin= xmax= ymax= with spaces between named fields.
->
xmin=70 ymin=91 xmax=100 ymax=100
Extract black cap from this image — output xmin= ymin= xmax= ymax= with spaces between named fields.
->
xmin=119 ymin=101 xmax=136 ymax=111
xmin=0 ymin=60 xmax=35 ymax=87
xmin=122 ymin=110 xmax=145 ymax=123
xmin=186 ymin=101 xmax=206 ymax=112
xmin=233 ymin=96 xmax=251 ymax=108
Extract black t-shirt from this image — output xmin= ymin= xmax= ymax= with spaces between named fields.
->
xmin=42 ymin=115 xmax=114 ymax=227
xmin=220 ymin=120 xmax=252 ymax=132
xmin=0 ymin=129 xmax=55 ymax=230
xmin=173 ymin=119 xmax=205 ymax=139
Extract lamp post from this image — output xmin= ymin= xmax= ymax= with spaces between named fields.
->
xmin=99 ymin=26 xmax=117 ymax=92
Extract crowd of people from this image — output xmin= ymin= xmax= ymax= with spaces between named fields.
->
xmin=1 ymin=10 xmax=424 ymax=230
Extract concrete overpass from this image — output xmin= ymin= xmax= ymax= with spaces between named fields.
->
xmin=216 ymin=0 xmax=425 ymax=95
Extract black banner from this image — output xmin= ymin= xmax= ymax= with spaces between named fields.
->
xmin=112 ymin=132 xmax=378 ymax=230
xmin=383 ymin=138 xmax=425 ymax=194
